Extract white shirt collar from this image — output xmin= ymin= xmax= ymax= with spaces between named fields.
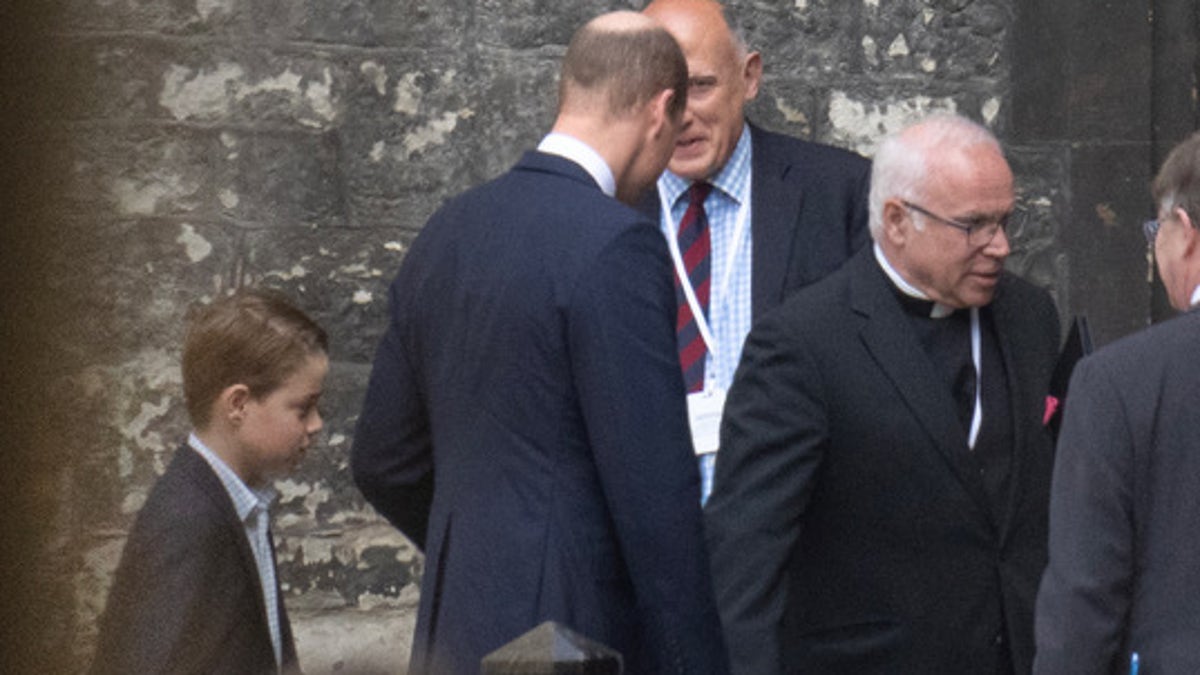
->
xmin=873 ymin=242 xmax=956 ymax=318
xmin=188 ymin=432 xmax=277 ymax=521
xmin=1190 ymin=284 xmax=1200 ymax=308
xmin=537 ymin=132 xmax=616 ymax=197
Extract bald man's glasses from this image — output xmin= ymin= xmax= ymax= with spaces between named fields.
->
xmin=902 ymin=200 xmax=1025 ymax=247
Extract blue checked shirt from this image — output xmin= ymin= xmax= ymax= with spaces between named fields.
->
xmin=188 ymin=433 xmax=283 ymax=670
xmin=657 ymin=124 xmax=754 ymax=502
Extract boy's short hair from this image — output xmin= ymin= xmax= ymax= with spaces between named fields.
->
xmin=183 ymin=288 xmax=328 ymax=430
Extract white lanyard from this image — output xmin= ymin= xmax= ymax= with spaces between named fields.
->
xmin=659 ymin=181 xmax=751 ymax=358
xmin=968 ymin=307 xmax=982 ymax=449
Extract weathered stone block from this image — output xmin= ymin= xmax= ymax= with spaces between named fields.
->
xmin=1062 ymin=142 xmax=1155 ymax=345
xmin=60 ymin=126 xmax=218 ymax=218
xmin=1006 ymin=145 xmax=1071 ymax=303
xmin=340 ymin=124 xmax=460 ymax=231
xmin=1062 ymin=0 xmax=1152 ymax=142
xmin=248 ymin=0 xmax=473 ymax=50
xmin=44 ymin=216 xmax=238 ymax=362
xmin=732 ymin=0 xmax=862 ymax=77
xmin=861 ymin=0 xmax=1009 ymax=79
xmin=154 ymin=47 xmax=347 ymax=129
xmin=457 ymin=49 xmax=561 ymax=181
xmin=823 ymin=88 xmax=961 ymax=155
xmin=58 ymin=351 xmax=191 ymax=530
xmin=240 ymin=227 xmax=414 ymax=363
xmin=336 ymin=49 xmax=470 ymax=127
xmin=214 ymin=129 xmax=345 ymax=227
xmin=60 ymin=37 xmax=171 ymax=121
xmin=339 ymin=49 xmax=559 ymax=229
xmin=292 ymin=606 xmax=417 ymax=675
xmin=474 ymin=0 xmax=624 ymax=50
xmin=747 ymin=80 xmax=818 ymax=142
xmin=58 ymin=0 xmax=247 ymax=36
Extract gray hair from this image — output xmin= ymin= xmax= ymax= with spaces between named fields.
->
xmin=722 ymin=5 xmax=752 ymax=57
xmin=868 ymin=114 xmax=1003 ymax=240
xmin=1152 ymin=130 xmax=1200 ymax=224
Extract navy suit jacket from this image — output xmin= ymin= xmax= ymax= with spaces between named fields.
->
xmin=352 ymin=151 xmax=729 ymax=675
xmin=706 ymin=249 xmax=1060 ymax=674
xmin=91 ymin=444 xmax=298 ymax=675
xmin=639 ymin=123 xmax=871 ymax=320
xmin=1035 ymin=309 xmax=1200 ymax=674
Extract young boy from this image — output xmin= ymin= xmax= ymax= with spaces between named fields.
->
xmin=91 ymin=289 xmax=328 ymax=675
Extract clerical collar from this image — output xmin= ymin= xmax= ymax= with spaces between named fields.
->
xmin=537 ymin=132 xmax=616 ymax=197
xmin=873 ymin=243 xmax=956 ymax=319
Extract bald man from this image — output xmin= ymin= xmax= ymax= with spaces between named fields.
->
xmin=353 ymin=11 xmax=729 ymax=675
xmin=640 ymin=0 xmax=871 ymax=501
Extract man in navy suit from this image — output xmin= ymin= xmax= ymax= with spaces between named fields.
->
xmin=706 ymin=114 xmax=1060 ymax=673
xmin=1034 ymin=133 xmax=1200 ymax=674
xmin=641 ymin=0 xmax=871 ymax=500
xmin=351 ymin=11 xmax=728 ymax=675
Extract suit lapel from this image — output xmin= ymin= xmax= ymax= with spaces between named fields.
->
xmin=179 ymin=446 xmax=274 ymax=645
xmin=270 ymin=528 xmax=300 ymax=671
xmin=849 ymin=253 xmax=997 ymax=530
xmin=750 ymin=125 xmax=805 ymax=320
xmin=986 ymin=279 xmax=1031 ymax=546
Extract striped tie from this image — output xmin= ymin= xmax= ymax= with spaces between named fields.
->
xmin=676 ymin=181 xmax=713 ymax=393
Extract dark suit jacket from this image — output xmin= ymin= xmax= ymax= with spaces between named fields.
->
xmin=1034 ymin=309 xmax=1200 ymax=674
xmin=706 ymin=248 xmax=1060 ymax=674
xmin=91 ymin=444 xmax=298 ymax=675
xmin=351 ymin=151 xmax=729 ymax=675
xmin=639 ymin=123 xmax=871 ymax=320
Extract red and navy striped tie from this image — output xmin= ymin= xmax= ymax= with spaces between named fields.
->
xmin=676 ymin=181 xmax=713 ymax=393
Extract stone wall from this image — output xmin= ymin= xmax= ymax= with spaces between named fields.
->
xmin=6 ymin=0 xmax=1193 ymax=673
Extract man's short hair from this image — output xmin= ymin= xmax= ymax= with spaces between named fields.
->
xmin=720 ymin=4 xmax=752 ymax=58
xmin=182 ymin=288 xmax=328 ymax=430
xmin=558 ymin=15 xmax=688 ymax=121
xmin=1153 ymin=130 xmax=1200 ymax=225
xmin=868 ymin=113 xmax=1002 ymax=239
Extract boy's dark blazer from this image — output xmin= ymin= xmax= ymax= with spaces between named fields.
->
xmin=706 ymin=248 xmax=1061 ymax=673
xmin=91 ymin=444 xmax=299 ymax=675
xmin=352 ymin=151 xmax=728 ymax=674
xmin=638 ymin=123 xmax=872 ymax=320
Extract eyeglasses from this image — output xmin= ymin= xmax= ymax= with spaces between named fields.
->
xmin=1143 ymin=219 xmax=1161 ymax=245
xmin=901 ymin=200 xmax=1025 ymax=247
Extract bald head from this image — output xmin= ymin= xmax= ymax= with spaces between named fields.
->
xmin=870 ymin=114 xmax=1015 ymax=309
xmin=643 ymin=0 xmax=747 ymax=57
xmin=642 ymin=0 xmax=761 ymax=180
xmin=558 ymin=10 xmax=688 ymax=121
xmin=869 ymin=114 xmax=1006 ymax=240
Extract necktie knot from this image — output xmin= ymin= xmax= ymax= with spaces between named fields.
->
xmin=688 ymin=181 xmax=713 ymax=207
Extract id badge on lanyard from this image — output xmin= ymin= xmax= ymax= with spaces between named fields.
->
xmin=686 ymin=389 xmax=725 ymax=456
xmin=659 ymin=182 xmax=748 ymax=457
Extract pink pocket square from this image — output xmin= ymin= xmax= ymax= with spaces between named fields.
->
xmin=1043 ymin=395 xmax=1061 ymax=426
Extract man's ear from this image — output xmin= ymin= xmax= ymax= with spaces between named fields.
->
xmin=1178 ymin=207 xmax=1198 ymax=256
xmin=882 ymin=199 xmax=909 ymax=246
xmin=647 ymin=88 xmax=677 ymax=139
xmin=742 ymin=51 xmax=763 ymax=102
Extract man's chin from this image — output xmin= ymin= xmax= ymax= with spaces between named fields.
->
xmin=667 ymin=152 xmax=713 ymax=181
